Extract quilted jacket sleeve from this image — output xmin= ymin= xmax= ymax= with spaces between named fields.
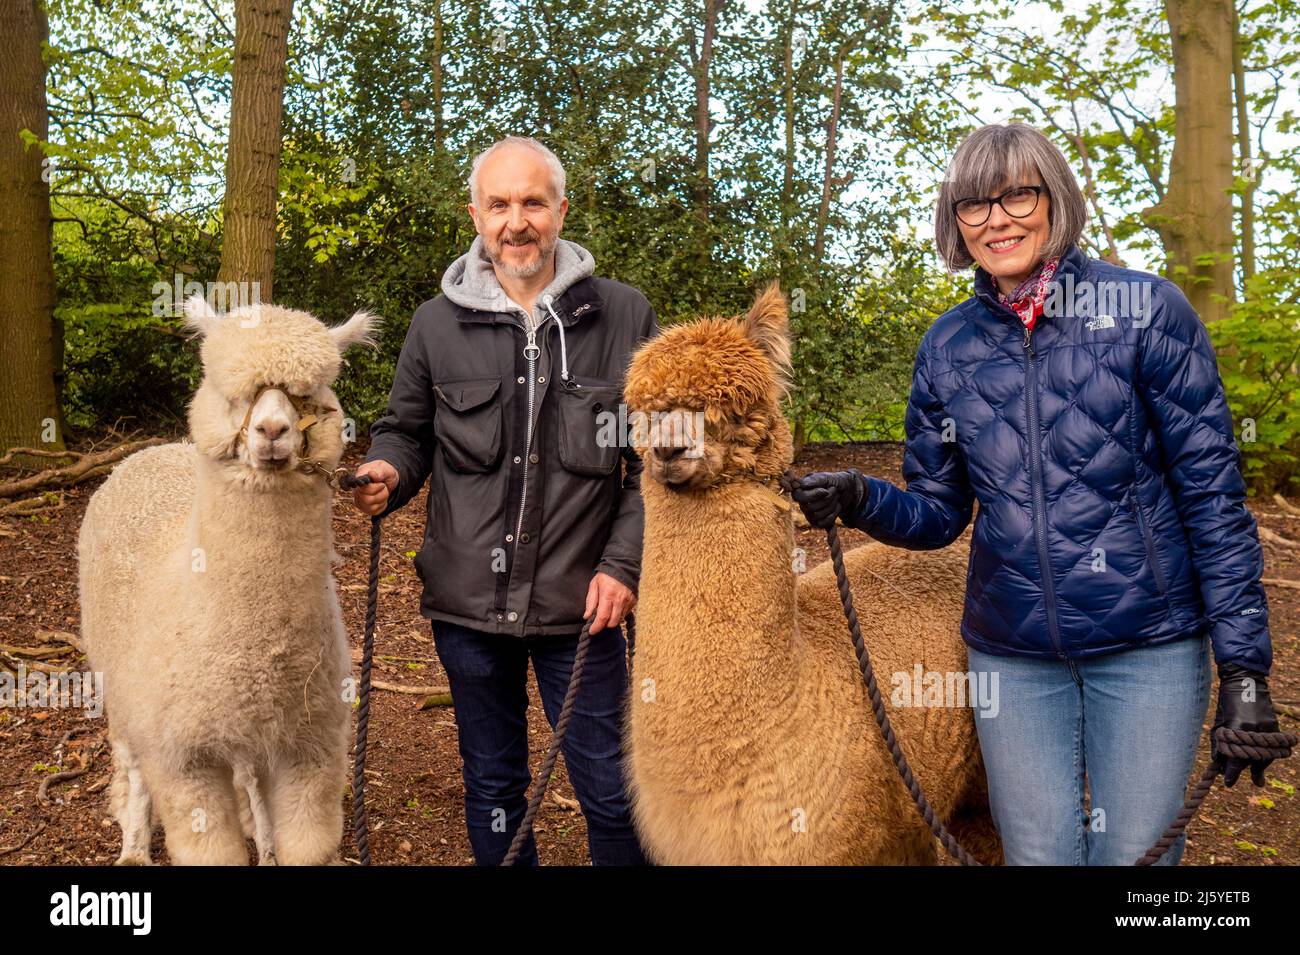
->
xmin=847 ymin=336 xmax=974 ymax=549
xmin=1139 ymin=280 xmax=1271 ymax=673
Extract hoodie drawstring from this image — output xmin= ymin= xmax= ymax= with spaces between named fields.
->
xmin=543 ymin=294 xmax=571 ymax=384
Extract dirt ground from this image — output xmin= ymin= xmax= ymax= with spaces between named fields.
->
xmin=1 ymin=440 xmax=1296 ymax=866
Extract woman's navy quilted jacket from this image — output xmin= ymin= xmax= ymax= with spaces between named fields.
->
xmin=850 ymin=244 xmax=1271 ymax=671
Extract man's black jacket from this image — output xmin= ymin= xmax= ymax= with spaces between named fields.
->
xmin=366 ymin=275 xmax=659 ymax=636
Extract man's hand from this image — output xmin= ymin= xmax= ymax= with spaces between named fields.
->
xmin=352 ymin=460 xmax=399 ymax=516
xmin=584 ymin=572 xmax=636 ymax=634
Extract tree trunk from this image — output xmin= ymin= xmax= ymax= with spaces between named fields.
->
xmin=691 ymin=0 xmax=718 ymax=268
xmin=1143 ymin=0 xmax=1236 ymax=322
xmin=813 ymin=45 xmax=844 ymax=262
xmin=0 ymin=0 xmax=62 ymax=455
xmin=217 ymin=0 xmax=295 ymax=305
xmin=779 ymin=12 xmax=795 ymax=276
xmin=1231 ymin=2 xmax=1255 ymax=284
xmin=432 ymin=0 xmax=444 ymax=162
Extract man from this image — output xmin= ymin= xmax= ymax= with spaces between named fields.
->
xmin=353 ymin=136 xmax=656 ymax=866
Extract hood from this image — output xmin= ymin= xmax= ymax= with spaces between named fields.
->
xmin=441 ymin=235 xmax=596 ymax=321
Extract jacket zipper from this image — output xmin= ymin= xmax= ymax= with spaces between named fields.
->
xmin=1131 ymin=492 xmax=1169 ymax=595
xmin=1023 ymin=323 xmax=1066 ymax=659
xmin=512 ymin=309 xmax=559 ymax=557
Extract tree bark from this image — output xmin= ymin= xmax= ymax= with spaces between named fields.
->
xmin=780 ymin=11 xmax=795 ymax=275
xmin=217 ymin=0 xmax=295 ymax=305
xmin=1144 ymin=0 xmax=1236 ymax=322
xmin=0 ymin=0 xmax=61 ymax=455
xmin=1231 ymin=2 xmax=1255 ymax=284
xmin=690 ymin=0 xmax=718 ymax=267
xmin=813 ymin=45 xmax=844 ymax=262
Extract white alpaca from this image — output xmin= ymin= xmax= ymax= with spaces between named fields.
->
xmin=78 ymin=296 xmax=379 ymax=865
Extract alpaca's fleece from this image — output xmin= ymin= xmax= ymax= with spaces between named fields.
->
xmin=624 ymin=284 xmax=1000 ymax=865
xmin=78 ymin=298 xmax=379 ymax=865
xmin=186 ymin=295 xmax=376 ymax=403
xmin=626 ymin=284 xmax=794 ymax=488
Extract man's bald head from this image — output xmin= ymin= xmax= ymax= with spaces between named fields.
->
xmin=468 ymin=136 xmax=566 ymax=207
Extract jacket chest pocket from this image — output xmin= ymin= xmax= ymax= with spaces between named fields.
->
xmin=433 ymin=377 xmax=503 ymax=473
xmin=556 ymin=381 xmax=621 ymax=477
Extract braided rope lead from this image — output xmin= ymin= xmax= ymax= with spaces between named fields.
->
xmin=1136 ymin=726 xmax=1295 ymax=866
xmin=824 ymin=517 xmax=1296 ymax=868
xmin=826 ymin=524 xmax=983 ymax=866
xmin=501 ymin=617 xmax=595 ymax=866
xmin=338 ymin=472 xmax=378 ymax=867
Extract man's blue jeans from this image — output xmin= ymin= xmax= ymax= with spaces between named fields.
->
xmin=431 ymin=620 xmax=648 ymax=866
xmin=967 ymin=634 xmax=1212 ymax=865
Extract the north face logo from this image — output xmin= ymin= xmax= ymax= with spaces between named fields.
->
xmin=1085 ymin=314 xmax=1116 ymax=332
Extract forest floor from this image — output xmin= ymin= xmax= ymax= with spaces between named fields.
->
xmin=1 ymin=439 xmax=1296 ymax=866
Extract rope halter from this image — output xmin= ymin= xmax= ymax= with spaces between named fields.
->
xmin=237 ymin=384 xmax=350 ymax=487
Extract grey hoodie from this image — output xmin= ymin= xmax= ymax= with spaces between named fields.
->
xmin=365 ymin=236 xmax=659 ymax=637
xmin=441 ymin=235 xmax=596 ymax=328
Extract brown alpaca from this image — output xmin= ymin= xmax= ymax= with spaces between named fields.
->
xmin=622 ymin=284 xmax=1002 ymax=865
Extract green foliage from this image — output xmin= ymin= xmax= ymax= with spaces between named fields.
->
xmin=61 ymin=303 xmax=199 ymax=432
xmin=271 ymin=0 xmax=940 ymax=441
xmin=53 ymin=198 xmax=207 ymax=431
xmin=1210 ymin=271 xmax=1300 ymax=494
xmin=35 ymin=0 xmax=1300 ymax=497
xmin=790 ymin=239 xmax=967 ymax=442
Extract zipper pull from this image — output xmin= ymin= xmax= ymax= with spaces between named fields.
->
xmin=522 ymin=321 xmax=539 ymax=361
xmin=1022 ymin=322 xmax=1034 ymax=357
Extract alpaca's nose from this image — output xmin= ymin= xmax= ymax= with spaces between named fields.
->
xmin=256 ymin=421 xmax=290 ymax=441
xmin=654 ymin=445 xmax=687 ymax=462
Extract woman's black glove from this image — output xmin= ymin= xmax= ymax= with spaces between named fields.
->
xmin=1212 ymin=662 xmax=1280 ymax=788
xmin=792 ymin=470 xmax=867 ymax=529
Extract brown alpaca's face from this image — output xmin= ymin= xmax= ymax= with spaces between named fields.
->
xmin=637 ymin=405 xmax=771 ymax=492
xmin=625 ymin=285 xmax=794 ymax=492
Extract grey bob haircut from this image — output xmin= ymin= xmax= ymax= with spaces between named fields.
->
xmin=934 ymin=123 xmax=1087 ymax=271
xmin=468 ymin=135 xmax=567 ymax=206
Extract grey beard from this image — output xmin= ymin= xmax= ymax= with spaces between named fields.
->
xmin=490 ymin=235 xmax=556 ymax=278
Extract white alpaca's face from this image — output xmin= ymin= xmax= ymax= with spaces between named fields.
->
xmin=183 ymin=296 xmax=379 ymax=480
xmin=190 ymin=378 xmax=342 ymax=477
xmin=242 ymin=388 xmax=306 ymax=470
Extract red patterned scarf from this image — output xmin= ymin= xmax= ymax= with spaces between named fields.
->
xmin=997 ymin=255 xmax=1060 ymax=332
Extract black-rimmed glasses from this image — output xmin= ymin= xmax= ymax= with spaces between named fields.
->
xmin=952 ymin=185 xmax=1045 ymax=227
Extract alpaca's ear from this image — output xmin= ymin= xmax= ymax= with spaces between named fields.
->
xmin=330 ymin=310 xmax=382 ymax=352
xmin=182 ymin=294 xmax=221 ymax=338
xmin=742 ymin=282 xmax=792 ymax=379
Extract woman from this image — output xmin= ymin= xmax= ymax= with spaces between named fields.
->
xmin=794 ymin=122 xmax=1279 ymax=866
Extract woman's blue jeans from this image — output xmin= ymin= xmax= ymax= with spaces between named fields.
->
xmin=431 ymin=620 xmax=648 ymax=866
xmin=967 ymin=633 xmax=1212 ymax=866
